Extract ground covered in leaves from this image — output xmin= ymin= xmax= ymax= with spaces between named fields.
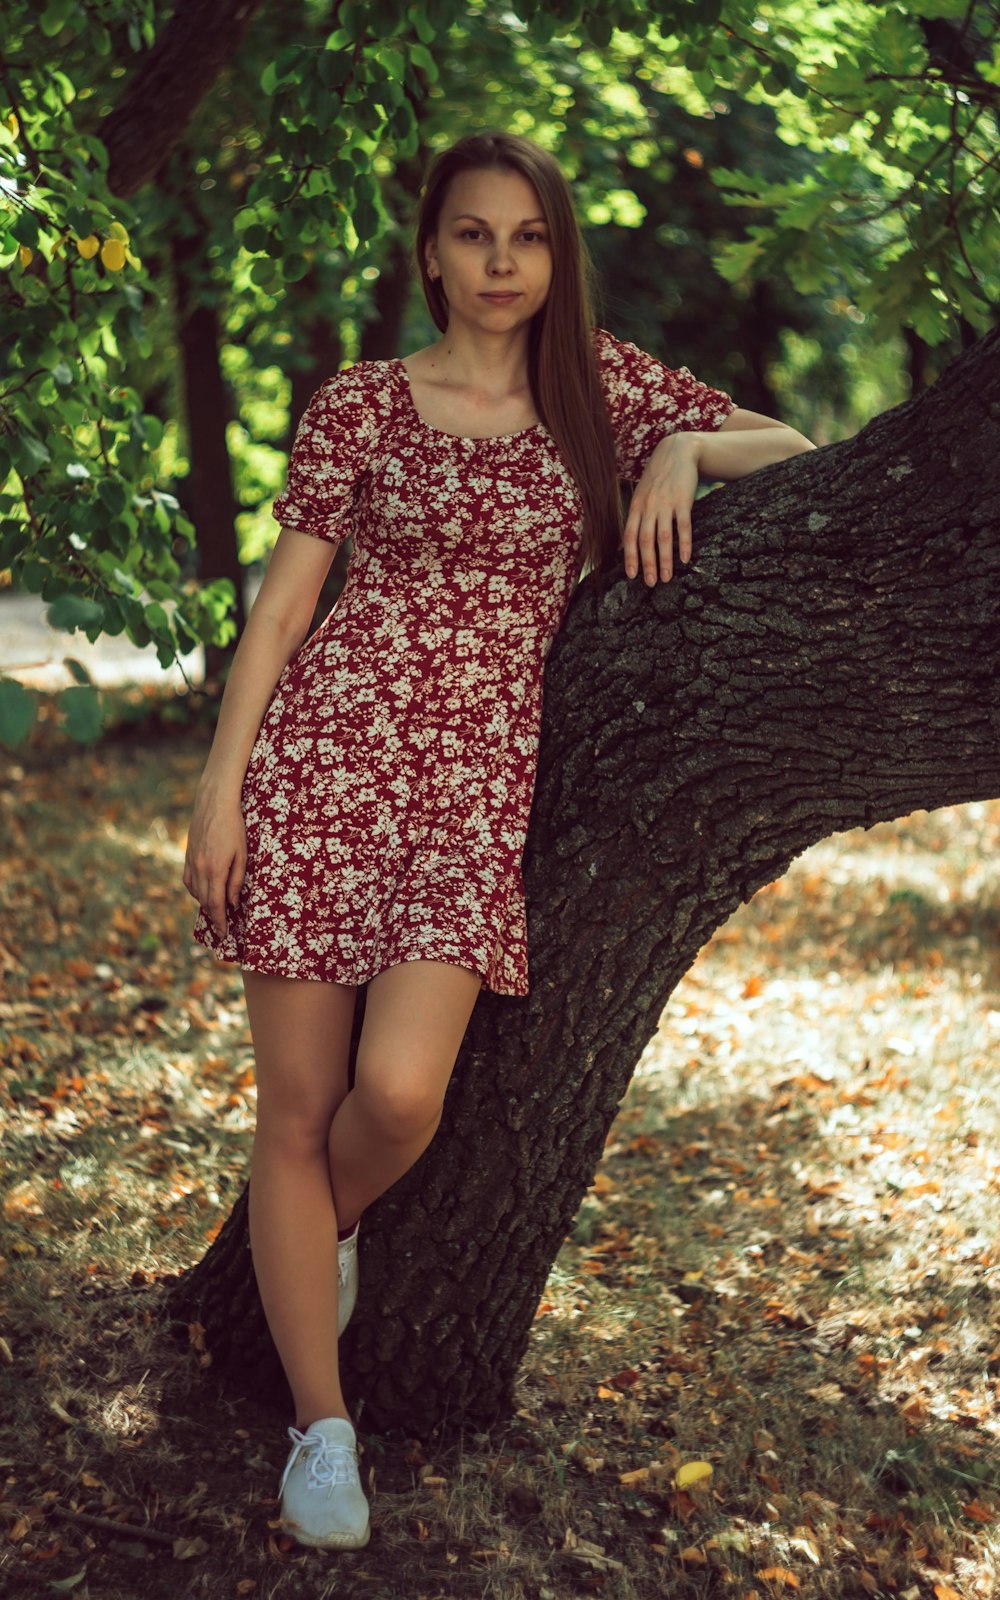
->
xmin=2 ymin=691 xmax=1000 ymax=1600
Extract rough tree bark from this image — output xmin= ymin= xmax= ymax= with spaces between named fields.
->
xmin=96 ymin=0 xmax=264 ymax=198
xmin=169 ymin=326 xmax=1000 ymax=1439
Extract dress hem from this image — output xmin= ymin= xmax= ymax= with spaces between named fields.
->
xmin=192 ymin=937 xmax=529 ymax=1000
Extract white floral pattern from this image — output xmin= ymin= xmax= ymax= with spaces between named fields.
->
xmin=192 ymin=327 xmax=736 ymax=995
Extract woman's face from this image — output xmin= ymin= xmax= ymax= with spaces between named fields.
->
xmin=427 ymin=166 xmax=552 ymax=336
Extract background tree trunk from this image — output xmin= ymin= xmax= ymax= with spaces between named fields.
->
xmin=97 ymin=0 xmax=264 ymax=197
xmin=166 ymin=155 xmax=248 ymax=680
xmin=169 ymin=326 xmax=1000 ymax=1439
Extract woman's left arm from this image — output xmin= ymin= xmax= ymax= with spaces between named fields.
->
xmin=624 ymin=408 xmax=817 ymax=585
xmin=696 ymin=407 xmax=817 ymax=480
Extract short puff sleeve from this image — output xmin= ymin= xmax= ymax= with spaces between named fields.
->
xmin=271 ymin=365 xmax=381 ymax=546
xmin=593 ymin=326 xmax=736 ymax=483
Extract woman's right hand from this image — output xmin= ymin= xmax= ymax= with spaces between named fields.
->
xmin=183 ymin=782 xmax=247 ymax=939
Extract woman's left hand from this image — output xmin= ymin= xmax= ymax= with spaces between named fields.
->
xmin=623 ymin=432 xmax=701 ymax=585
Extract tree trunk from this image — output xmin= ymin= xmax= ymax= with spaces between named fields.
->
xmin=97 ymin=0 xmax=264 ymax=197
xmin=166 ymin=152 xmax=248 ymax=679
xmin=169 ymin=326 xmax=1000 ymax=1439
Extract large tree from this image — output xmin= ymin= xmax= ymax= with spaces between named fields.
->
xmin=170 ymin=321 xmax=1000 ymax=1435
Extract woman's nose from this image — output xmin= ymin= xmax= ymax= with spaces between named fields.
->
xmin=487 ymin=242 xmax=516 ymax=271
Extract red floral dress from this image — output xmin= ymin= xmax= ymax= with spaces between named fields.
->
xmin=192 ymin=327 xmax=736 ymax=996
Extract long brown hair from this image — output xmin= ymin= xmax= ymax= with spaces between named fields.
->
xmin=412 ymin=130 xmax=623 ymax=588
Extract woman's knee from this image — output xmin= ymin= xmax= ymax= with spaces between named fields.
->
xmin=255 ymin=1088 xmax=345 ymax=1154
xmin=354 ymin=1068 xmax=443 ymax=1143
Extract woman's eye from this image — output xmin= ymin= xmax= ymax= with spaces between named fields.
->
xmin=458 ymin=229 xmax=547 ymax=242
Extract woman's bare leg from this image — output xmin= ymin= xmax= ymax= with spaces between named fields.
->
xmin=327 ymin=959 xmax=482 ymax=1230
xmin=242 ymin=968 xmax=357 ymax=1432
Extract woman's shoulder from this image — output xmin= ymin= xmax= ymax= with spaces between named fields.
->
xmin=590 ymin=323 xmax=651 ymax=375
xmin=589 ymin=325 xmax=648 ymax=411
xmin=315 ymin=357 xmax=400 ymax=400
xmin=302 ymin=358 xmax=403 ymax=442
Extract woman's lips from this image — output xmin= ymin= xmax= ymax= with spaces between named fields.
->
xmin=480 ymin=292 xmax=520 ymax=301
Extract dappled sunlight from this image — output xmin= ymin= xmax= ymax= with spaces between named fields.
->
xmin=3 ymin=725 xmax=1000 ymax=1593
xmin=522 ymin=798 xmax=1000 ymax=1586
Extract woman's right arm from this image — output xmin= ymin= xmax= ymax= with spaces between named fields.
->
xmin=183 ymin=525 xmax=339 ymax=937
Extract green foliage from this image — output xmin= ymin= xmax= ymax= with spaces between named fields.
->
xmin=0 ymin=0 xmax=995 ymax=747
xmin=695 ymin=1 xmax=999 ymax=342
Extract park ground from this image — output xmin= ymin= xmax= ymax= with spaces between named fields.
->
xmin=1 ymin=684 xmax=1000 ymax=1600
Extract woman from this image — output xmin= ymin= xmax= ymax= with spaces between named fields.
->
xmin=184 ymin=129 xmax=815 ymax=1552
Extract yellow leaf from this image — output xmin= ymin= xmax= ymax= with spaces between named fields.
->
xmin=755 ymin=1568 xmax=800 ymax=1588
xmin=674 ymin=1460 xmax=713 ymax=1490
xmin=18 ymin=244 xmax=32 ymax=267
xmin=4 ymin=112 xmax=18 ymax=138
xmin=108 ymin=221 xmax=129 ymax=243
xmin=100 ymin=238 xmax=127 ymax=272
xmin=75 ymin=235 xmax=100 ymax=260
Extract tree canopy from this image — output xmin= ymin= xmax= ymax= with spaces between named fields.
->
xmin=1 ymin=0 xmax=997 ymax=744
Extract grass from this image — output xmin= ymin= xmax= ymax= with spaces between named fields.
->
xmin=1 ymin=690 xmax=999 ymax=1599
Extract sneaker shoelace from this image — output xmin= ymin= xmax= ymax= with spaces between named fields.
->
xmin=280 ymin=1426 xmax=357 ymax=1497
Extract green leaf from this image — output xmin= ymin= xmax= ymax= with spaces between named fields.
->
xmin=0 ymin=677 xmax=36 ymax=746
xmin=46 ymin=593 xmax=104 ymax=631
xmin=98 ymin=478 xmax=128 ymax=515
xmin=145 ymin=602 xmax=171 ymax=637
xmin=281 ymin=252 xmax=311 ymax=281
xmin=63 ymin=657 xmax=94 ymax=686
xmin=408 ymin=42 xmax=438 ymax=81
xmin=11 ymin=211 xmax=40 ymax=248
xmin=241 ymin=224 xmax=272 ymax=254
xmin=17 ymin=434 xmax=52 ymax=473
xmin=60 ymin=684 xmax=104 ymax=744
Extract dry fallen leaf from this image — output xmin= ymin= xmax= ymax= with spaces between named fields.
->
xmin=674 ymin=1461 xmax=713 ymax=1490
xmin=172 ymin=1535 xmax=209 ymax=1560
xmin=679 ymin=1545 xmax=708 ymax=1565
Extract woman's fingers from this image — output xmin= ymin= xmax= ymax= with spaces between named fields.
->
xmin=624 ymin=504 xmax=688 ymax=585
xmin=184 ymin=803 xmax=246 ymax=938
xmin=622 ymin=436 xmax=699 ymax=583
xmin=184 ymin=857 xmax=233 ymax=936
xmin=676 ymin=508 xmax=693 ymax=565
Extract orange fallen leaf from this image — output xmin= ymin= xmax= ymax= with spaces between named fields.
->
xmin=679 ymin=1545 xmax=707 ymax=1564
xmin=960 ymin=1500 xmax=995 ymax=1524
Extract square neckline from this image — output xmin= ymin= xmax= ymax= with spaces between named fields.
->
xmin=391 ymin=357 xmax=548 ymax=443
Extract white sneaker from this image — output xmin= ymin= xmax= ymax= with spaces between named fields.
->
xmin=278 ymin=1416 xmax=371 ymax=1549
xmin=337 ymin=1221 xmax=360 ymax=1336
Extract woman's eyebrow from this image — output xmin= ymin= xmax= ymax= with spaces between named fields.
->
xmin=451 ymin=213 xmax=547 ymax=226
